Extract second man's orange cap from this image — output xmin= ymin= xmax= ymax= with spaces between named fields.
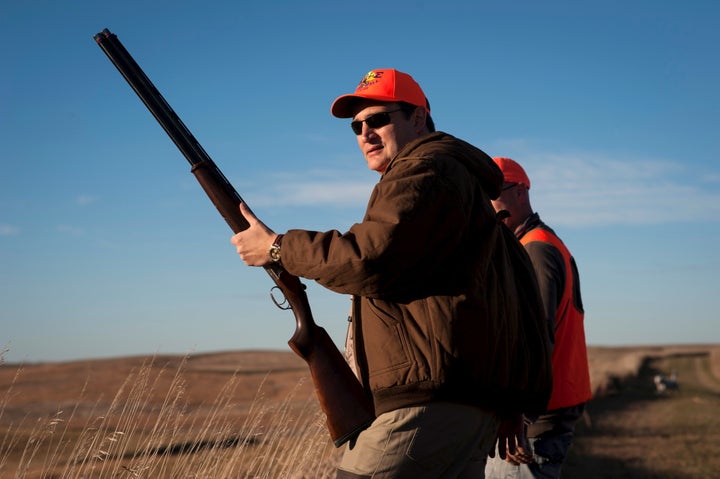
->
xmin=331 ymin=69 xmax=430 ymax=118
xmin=493 ymin=157 xmax=531 ymax=189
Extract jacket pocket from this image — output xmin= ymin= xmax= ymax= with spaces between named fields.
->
xmin=362 ymin=299 xmax=413 ymax=387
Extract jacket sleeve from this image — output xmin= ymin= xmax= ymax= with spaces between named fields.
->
xmin=280 ymin=155 xmax=477 ymax=298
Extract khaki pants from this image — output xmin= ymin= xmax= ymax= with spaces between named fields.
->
xmin=336 ymin=402 xmax=500 ymax=479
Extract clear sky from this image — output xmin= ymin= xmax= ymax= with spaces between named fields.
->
xmin=2 ymin=1 xmax=718 ymax=363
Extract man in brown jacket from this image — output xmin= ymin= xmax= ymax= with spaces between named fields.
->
xmin=231 ymin=69 xmax=549 ymax=478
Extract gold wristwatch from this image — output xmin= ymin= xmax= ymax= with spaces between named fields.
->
xmin=269 ymin=234 xmax=283 ymax=263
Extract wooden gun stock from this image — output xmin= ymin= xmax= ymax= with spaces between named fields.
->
xmin=94 ymin=28 xmax=374 ymax=447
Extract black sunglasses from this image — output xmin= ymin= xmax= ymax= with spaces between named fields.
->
xmin=351 ymin=109 xmax=402 ymax=135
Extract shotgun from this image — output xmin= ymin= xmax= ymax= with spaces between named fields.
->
xmin=93 ymin=28 xmax=374 ymax=447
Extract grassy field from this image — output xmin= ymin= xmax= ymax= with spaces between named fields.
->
xmin=1 ymin=344 xmax=719 ymax=478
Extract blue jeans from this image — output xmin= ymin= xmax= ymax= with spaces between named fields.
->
xmin=484 ymin=404 xmax=584 ymax=479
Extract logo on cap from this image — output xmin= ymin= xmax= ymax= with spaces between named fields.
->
xmin=358 ymin=71 xmax=383 ymax=91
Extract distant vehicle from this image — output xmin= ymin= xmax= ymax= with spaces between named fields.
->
xmin=653 ymin=370 xmax=679 ymax=393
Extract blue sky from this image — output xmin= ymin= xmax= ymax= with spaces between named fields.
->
xmin=2 ymin=1 xmax=718 ymax=363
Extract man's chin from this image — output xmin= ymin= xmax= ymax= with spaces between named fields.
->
xmin=365 ymin=155 xmax=387 ymax=173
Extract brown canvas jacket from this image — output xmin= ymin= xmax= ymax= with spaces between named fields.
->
xmin=281 ymin=132 xmax=531 ymax=415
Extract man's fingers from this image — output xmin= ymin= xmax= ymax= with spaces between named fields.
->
xmin=506 ymin=446 xmax=533 ymax=465
xmin=506 ymin=436 xmax=518 ymax=455
xmin=239 ymin=201 xmax=255 ymax=223
xmin=498 ymin=437 xmax=509 ymax=459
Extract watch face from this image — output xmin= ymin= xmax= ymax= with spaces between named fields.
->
xmin=270 ymin=245 xmax=281 ymax=262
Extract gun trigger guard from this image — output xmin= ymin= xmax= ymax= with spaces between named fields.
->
xmin=270 ymin=286 xmax=291 ymax=310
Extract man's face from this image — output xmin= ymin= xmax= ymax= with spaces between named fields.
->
xmin=491 ymin=183 xmax=527 ymax=231
xmin=351 ymin=101 xmax=422 ymax=174
xmin=491 ymin=184 xmax=516 ymax=215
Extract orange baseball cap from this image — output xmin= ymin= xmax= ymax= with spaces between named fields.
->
xmin=493 ymin=157 xmax=531 ymax=189
xmin=331 ymin=69 xmax=430 ymax=118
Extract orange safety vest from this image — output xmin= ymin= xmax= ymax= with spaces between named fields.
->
xmin=521 ymin=228 xmax=592 ymax=410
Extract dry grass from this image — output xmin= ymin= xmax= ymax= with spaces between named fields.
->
xmin=2 ymin=344 xmax=719 ymax=478
xmin=0 ymin=351 xmax=341 ymax=478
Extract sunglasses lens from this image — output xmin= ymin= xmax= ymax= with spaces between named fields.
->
xmin=350 ymin=112 xmax=393 ymax=135
xmin=365 ymin=112 xmax=390 ymax=129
